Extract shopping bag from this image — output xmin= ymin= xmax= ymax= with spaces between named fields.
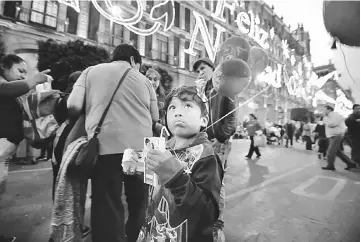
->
xmin=254 ymin=134 xmax=266 ymax=147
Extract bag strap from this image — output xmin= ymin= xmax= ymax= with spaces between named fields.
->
xmin=93 ymin=68 xmax=131 ymax=138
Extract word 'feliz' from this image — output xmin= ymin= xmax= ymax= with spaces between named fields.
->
xmin=59 ymin=0 xmax=278 ymax=61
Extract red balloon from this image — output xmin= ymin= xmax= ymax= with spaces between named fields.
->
xmin=249 ymin=47 xmax=269 ymax=76
xmin=323 ymin=1 xmax=360 ymax=47
xmin=215 ymin=37 xmax=251 ymax=65
xmin=212 ymin=59 xmax=251 ymax=98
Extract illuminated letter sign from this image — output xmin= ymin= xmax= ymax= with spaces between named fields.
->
xmin=61 ymin=0 xmax=288 ymax=61
xmin=184 ymin=11 xmax=226 ymax=62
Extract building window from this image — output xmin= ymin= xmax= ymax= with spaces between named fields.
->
xmin=145 ymin=0 xmax=154 ymax=13
xmin=112 ymin=23 xmax=124 ymax=46
xmin=66 ymin=6 xmax=78 ymax=34
xmin=88 ymin=2 xmax=100 ymax=41
xmin=30 ymin=0 xmax=59 ymax=28
xmin=130 ymin=24 xmax=139 ymax=49
xmin=205 ymin=0 xmax=210 ymax=10
xmin=131 ymin=0 xmax=138 ymax=8
xmin=174 ymin=36 xmax=180 ymax=66
xmin=174 ymin=1 xmax=180 ymax=28
xmin=157 ymin=35 xmax=168 ymax=63
xmin=185 ymin=8 xmax=191 ymax=32
xmin=145 ymin=24 xmax=153 ymax=58
xmin=213 ymin=25 xmax=217 ymax=44
xmin=185 ymin=41 xmax=190 ymax=70
xmin=3 ymin=1 xmax=22 ymax=19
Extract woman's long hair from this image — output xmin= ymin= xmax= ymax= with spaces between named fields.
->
xmin=146 ymin=68 xmax=166 ymax=99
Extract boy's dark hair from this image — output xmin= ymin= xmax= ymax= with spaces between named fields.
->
xmin=353 ymin=104 xmax=360 ymax=110
xmin=145 ymin=138 xmax=151 ymax=144
xmin=112 ymin=44 xmax=142 ymax=65
xmin=164 ymin=86 xmax=208 ymax=117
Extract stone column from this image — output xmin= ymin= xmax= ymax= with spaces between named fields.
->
xmin=180 ymin=5 xmax=185 ymax=30
xmin=98 ymin=15 xmax=106 ymax=44
xmin=124 ymin=28 xmax=130 ymax=44
xmin=77 ymin=0 xmax=90 ymax=39
xmin=138 ymin=22 xmax=146 ymax=56
xmin=179 ymin=39 xmax=185 ymax=69
xmin=151 ymin=33 xmax=158 ymax=59
xmin=56 ymin=3 xmax=67 ymax=32
xmin=168 ymin=35 xmax=174 ymax=65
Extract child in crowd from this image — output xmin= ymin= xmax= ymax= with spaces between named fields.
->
xmin=139 ymin=86 xmax=223 ymax=242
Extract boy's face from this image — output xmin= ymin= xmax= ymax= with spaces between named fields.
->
xmin=167 ymin=97 xmax=208 ymax=138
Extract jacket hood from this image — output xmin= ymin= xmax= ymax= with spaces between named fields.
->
xmin=166 ymin=132 xmax=210 ymax=151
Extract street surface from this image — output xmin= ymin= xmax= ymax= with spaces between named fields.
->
xmin=0 ymin=139 xmax=359 ymax=242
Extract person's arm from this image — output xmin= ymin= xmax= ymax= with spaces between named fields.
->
xmin=67 ymin=68 xmax=88 ymax=117
xmin=154 ymin=154 xmax=222 ymax=225
xmin=148 ymin=81 xmax=159 ymax=122
xmin=344 ymin=116 xmax=355 ymax=129
xmin=0 ymin=70 xmax=50 ymax=98
xmin=214 ymin=97 xmax=237 ymax=143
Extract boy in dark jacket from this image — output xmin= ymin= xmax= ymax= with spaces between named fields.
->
xmin=139 ymin=86 xmax=223 ymax=242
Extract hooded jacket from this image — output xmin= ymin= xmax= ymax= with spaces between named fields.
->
xmin=204 ymin=80 xmax=237 ymax=143
xmin=139 ymin=132 xmax=223 ymax=242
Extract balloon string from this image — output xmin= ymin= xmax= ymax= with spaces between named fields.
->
xmin=202 ymin=85 xmax=271 ymax=132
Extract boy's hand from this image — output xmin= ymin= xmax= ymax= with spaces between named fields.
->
xmin=146 ymin=149 xmax=173 ymax=171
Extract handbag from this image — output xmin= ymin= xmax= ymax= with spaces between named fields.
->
xmin=75 ymin=68 xmax=131 ymax=178
xmin=254 ymin=134 xmax=266 ymax=147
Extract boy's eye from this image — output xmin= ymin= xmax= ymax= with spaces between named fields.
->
xmin=185 ymin=103 xmax=192 ymax=108
xmin=168 ymin=105 xmax=175 ymax=110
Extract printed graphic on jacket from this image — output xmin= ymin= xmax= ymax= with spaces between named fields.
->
xmin=137 ymin=144 xmax=204 ymax=242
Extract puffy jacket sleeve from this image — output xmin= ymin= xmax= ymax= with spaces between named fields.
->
xmin=215 ymin=97 xmax=237 ymax=143
xmin=154 ymin=154 xmax=222 ymax=226
xmin=0 ymin=79 xmax=30 ymax=98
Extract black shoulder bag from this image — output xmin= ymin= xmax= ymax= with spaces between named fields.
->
xmin=75 ymin=68 xmax=131 ymax=178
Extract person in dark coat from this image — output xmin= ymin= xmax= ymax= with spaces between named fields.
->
xmin=345 ymin=104 xmax=360 ymax=164
xmin=284 ymin=120 xmax=295 ymax=148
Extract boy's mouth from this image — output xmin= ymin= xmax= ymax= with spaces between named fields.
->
xmin=173 ymin=120 xmax=185 ymax=125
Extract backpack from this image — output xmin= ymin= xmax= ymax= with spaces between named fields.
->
xmin=19 ymin=90 xmax=61 ymax=149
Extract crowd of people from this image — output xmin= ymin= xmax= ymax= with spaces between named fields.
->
xmin=0 ymin=42 xmax=359 ymax=242
xmin=240 ymin=104 xmax=360 ymax=172
xmin=0 ymin=45 xmax=237 ymax=242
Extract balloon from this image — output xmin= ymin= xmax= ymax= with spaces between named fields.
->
xmin=215 ymin=37 xmax=251 ymax=65
xmin=323 ymin=1 xmax=360 ymax=47
xmin=249 ymin=47 xmax=269 ymax=76
xmin=212 ymin=59 xmax=251 ymax=98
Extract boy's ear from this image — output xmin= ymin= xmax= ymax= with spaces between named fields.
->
xmin=200 ymin=115 xmax=209 ymax=128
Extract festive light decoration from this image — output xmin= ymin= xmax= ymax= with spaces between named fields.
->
xmin=89 ymin=0 xmax=175 ymax=36
xmin=85 ymin=0 xmax=282 ymax=59
xmin=281 ymin=39 xmax=290 ymax=59
xmin=58 ymin=0 xmax=80 ymax=12
xmin=212 ymin=0 xmax=236 ymax=23
xmin=184 ymin=11 xmax=226 ymax=62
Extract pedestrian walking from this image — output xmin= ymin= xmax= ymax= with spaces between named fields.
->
xmin=314 ymin=117 xmax=328 ymax=160
xmin=345 ymin=104 xmax=360 ymax=164
xmin=303 ymin=119 xmax=313 ymax=150
xmin=67 ymin=44 xmax=159 ymax=242
xmin=322 ymin=104 xmax=357 ymax=171
xmin=193 ymin=57 xmax=237 ymax=241
xmin=244 ymin=114 xmax=263 ymax=159
xmin=285 ymin=120 xmax=295 ymax=148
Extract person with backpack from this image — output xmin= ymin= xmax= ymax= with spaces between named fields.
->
xmin=0 ymin=53 xmax=50 ymax=242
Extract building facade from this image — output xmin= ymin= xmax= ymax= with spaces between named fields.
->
xmin=0 ymin=0 xmax=313 ymax=125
